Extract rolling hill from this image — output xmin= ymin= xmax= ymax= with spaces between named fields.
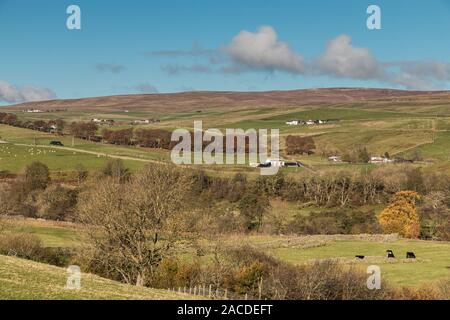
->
xmin=0 ymin=254 xmax=199 ymax=300
xmin=4 ymin=88 xmax=450 ymax=113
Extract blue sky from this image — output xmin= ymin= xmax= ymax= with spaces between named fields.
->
xmin=1 ymin=0 xmax=450 ymax=104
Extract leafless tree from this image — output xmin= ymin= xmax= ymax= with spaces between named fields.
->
xmin=77 ymin=164 xmax=192 ymax=286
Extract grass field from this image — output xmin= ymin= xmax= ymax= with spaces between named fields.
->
xmin=5 ymin=100 xmax=450 ymax=174
xmin=266 ymin=238 xmax=450 ymax=286
xmin=0 ymin=143 xmax=133 ymax=173
xmin=0 ymin=124 xmax=172 ymax=173
xmin=3 ymin=219 xmax=83 ymax=248
xmin=4 ymin=95 xmax=450 ymax=177
xmin=3 ymin=219 xmax=449 ymax=288
xmin=2 ymin=91 xmax=450 ymax=299
xmin=0 ymin=255 xmax=198 ymax=300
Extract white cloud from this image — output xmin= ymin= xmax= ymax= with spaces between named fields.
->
xmin=223 ymin=26 xmax=305 ymax=74
xmin=0 ymin=80 xmax=56 ymax=104
xmin=397 ymin=60 xmax=450 ymax=81
xmin=316 ymin=35 xmax=385 ymax=80
xmin=150 ymin=28 xmax=450 ymax=91
xmin=391 ymin=73 xmax=437 ymax=91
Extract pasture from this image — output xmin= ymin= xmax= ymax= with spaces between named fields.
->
xmin=0 ymin=143 xmax=128 ymax=173
xmin=265 ymin=238 xmax=450 ymax=286
xmin=3 ymin=219 xmax=449 ymax=288
xmin=0 ymin=255 xmax=198 ymax=300
xmin=4 ymin=96 xmax=450 ymax=176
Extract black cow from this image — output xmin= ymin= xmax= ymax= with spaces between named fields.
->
xmin=406 ymin=252 xmax=416 ymax=259
xmin=355 ymin=255 xmax=365 ymax=260
xmin=386 ymin=250 xmax=395 ymax=258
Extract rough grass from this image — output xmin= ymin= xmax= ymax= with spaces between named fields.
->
xmin=0 ymin=143 xmax=131 ymax=173
xmin=3 ymin=219 xmax=83 ymax=248
xmin=0 ymin=255 xmax=199 ymax=300
xmin=3 ymin=219 xmax=450 ymax=289
xmin=261 ymin=237 xmax=450 ymax=287
xmin=5 ymin=98 xmax=450 ymax=173
xmin=0 ymin=125 xmax=171 ymax=173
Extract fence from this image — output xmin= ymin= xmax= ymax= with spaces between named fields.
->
xmin=167 ymin=284 xmax=259 ymax=300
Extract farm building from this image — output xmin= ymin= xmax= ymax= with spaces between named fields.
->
xmin=131 ymin=119 xmax=161 ymax=125
xmin=370 ymin=156 xmax=394 ymax=164
xmin=328 ymin=156 xmax=342 ymax=163
xmin=285 ymin=119 xmax=330 ymax=126
xmin=91 ymin=119 xmax=115 ymax=126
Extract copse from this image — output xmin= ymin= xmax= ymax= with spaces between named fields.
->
xmin=101 ymin=159 xmax=130 ymax=183
xmin=35 ymin=185 xmax=78 ymax=221
xmin=285 ymin=136 xmax=316 ymax=155
xmin=24 ymin=161 xmax=50 ymax=191
xmin=69 ymin=121 xmax=98 ymax=140
xmin=238 ymin=193 xmax=270 ymax=232
xmin=102 ymin=128 xmax=134 ymax=145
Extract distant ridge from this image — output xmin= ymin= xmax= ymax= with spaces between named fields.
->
xmin=4 ymin=88 xmax=450 ymax=113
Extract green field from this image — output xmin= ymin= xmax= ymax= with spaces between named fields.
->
xmin=3 ymin=219 xmax=449 ymax=289
xmin=3 ymin=94 xmax=450 ymax=299
xmin=0 ymin=255 xmax=198 ymax=300
xmin=5 ymin=101 xmax=450 ymax=174
xmin=3 ymin=220 xmax=83 ymax=248
xmin=266 ymin=239 xmax=450 ymax=286
xmin=0 ymin=124 xmax=172 ymax=173
xmin=0 ymin=143 xmax=133 ymax=173
xmin=214 ymin=234 xmax=450 ymax=287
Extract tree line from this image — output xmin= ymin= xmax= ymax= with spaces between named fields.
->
xmin=1 ymin=160 xmax=448 ymax=241
xmin=0 ymin=112 xmax=65 ymax=135
xmin=1 ymin=161 xmax=449 ymax=299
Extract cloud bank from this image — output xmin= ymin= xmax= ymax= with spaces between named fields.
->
xmin=150 ymin=26 xmax=450 ymax=90
xmin=0 ymin=80 xmax=56 ymax=104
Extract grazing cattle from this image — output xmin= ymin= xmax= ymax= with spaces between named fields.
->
xmin=406 ymin=252 xmax=416 ymax=259
xmin=355 ymin=255 xmax=365 ymax=260
xmin=386 ymin=250 xmax=395 ymax=258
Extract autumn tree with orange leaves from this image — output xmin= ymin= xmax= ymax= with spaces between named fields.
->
xmin=378 ymin=191 xmax=421 ymax=238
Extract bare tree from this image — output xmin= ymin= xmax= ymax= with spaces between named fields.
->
xmin=77 ymin=164 xmax=191 ymax=286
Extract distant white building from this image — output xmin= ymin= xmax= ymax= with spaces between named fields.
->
xmin=329 ymin=156 xmax=342 ymax=163
xmin=132 ymin=119 xmax=151 ymax=125
xmin=91 ymin=118 xmax=115 ymax=125
xmin=286 ymin=119 xmax=330 ymax=126
xmin=24 ymin=109 xmax=44 ymax=113
xmin=370 ymin=156 xmax=394 ymax=164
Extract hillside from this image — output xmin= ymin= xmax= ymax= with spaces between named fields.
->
xmin=0 ymin=255 xmax=198 ymax=300
xmin=4 ymin=88 xmax=450 ymax=113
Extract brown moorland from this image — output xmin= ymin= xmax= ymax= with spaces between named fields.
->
xmin=5 ymin=88 xmax=450 ymax=113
